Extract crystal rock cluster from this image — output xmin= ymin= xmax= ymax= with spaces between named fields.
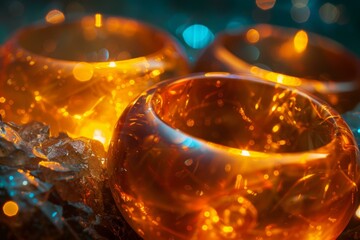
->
xmin=0 ymin=118 xmax=140 ymax=240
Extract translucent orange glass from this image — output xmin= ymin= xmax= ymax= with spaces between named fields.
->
xmin=108 ymin=73 xmax=359 ymax=240
xmin=0 ymin=15 xmax=189 ymax=147
xmin=194 ymin=24 xmax=360 ymax=113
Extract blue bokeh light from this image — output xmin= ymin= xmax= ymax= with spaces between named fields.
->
xmin=182 ymin=24 xmax=214 ymax=49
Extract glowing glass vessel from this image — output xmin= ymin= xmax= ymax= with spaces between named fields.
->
xmin=108 ymin=73 xmax=359 ymax=240
xmin=194 ymin=24 xmax=360 ymax=113
xmin=0 ymin=15 xmax=189 ymax=147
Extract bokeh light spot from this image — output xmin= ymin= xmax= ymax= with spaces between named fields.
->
xmin=95 ymin=13 xmax=103 ymax=27
xmin=222 ymin=225 xmax=234 ymax=233
xmin=291 ymin=6 xmax=310 ymax=23
xmin=93 ymin=129 xmax=106 ymax=145
xmin=256 ymin=0 xmax=276 ymax=10
xmin=73 ymin=62 xmax=94 ymax=81
xmin=45 ymin=9 xmax=65 ymax=24
xmin=3 ymin=201 xmax=19 ymax=217
xmin=356 ymin=205 xmax=360 ymax=218
xmin=8 ymin=0 xmax=24 ymax=17
xmin=243 ymin=46 xmax=260 ymax=61
xmin=246 ymin=28 xmax=260 ymax=43
xmin=109 ymin=61 xmax=116 ymax=68
xmin=291 ymin=0 xmax=308 ymax=8
xmin=293 ymin=30 xmax=308 ymax=53
xmin=182 ymin=24 xmax=214 ymax=49
xmin=226 ymin=18 xmax=247 ymax=30
xmin=319 ymin=3 xmax=340 ymax=24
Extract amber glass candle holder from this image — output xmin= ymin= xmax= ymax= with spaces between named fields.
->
xmin=194 ymin=24 xmax=360 ymax=113
xmin=0 ymin=15 xmax=189 ymax=146
xmin=108 ymin=73 xmax=359 ymax=240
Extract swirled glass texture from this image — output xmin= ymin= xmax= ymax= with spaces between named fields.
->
xmin=108 ymin=73 xmax=359 ymax=240
xmin=194 ymin=24 xmax=360 ymax=113
xmin=0 ymin=15 xmax=189 ymax=147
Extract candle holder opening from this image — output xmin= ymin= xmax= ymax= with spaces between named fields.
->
xmin=151 ymin=73 xmax=334 ymax=153
xmin=108 ymin=73 xmax=359 ymax=240
xmin=221 ymin=25 xmax=358 ymax=81
xmin=17 ymin=16 xmax=166 ymax=62
xmin=0 ymin=15 xmax=189 ymax=147
xmin=194 ymin=24 xmax=360 ymax=112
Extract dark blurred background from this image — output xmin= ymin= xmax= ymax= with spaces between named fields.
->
xmin=0 ymin=0 xmax=359 ymax=62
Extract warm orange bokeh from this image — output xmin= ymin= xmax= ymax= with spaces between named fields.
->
xmin=0 ymin=15 xmax=189 ymax=148
xmin=2 ymin=201 xmax=19 ymax=217
xmin=194 ymin=24 xmax=360 ymax=113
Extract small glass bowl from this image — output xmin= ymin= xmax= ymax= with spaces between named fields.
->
xmin=194 ymin=24 xmax=360 ymax=113
xmin=0 ymin=15 xmax=189 ymax=146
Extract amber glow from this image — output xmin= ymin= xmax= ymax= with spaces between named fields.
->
xmin=39 ymin=161 xmax=69 ymax=171
xmin=222 ymin=226 xmax=234 ymax=233
xmin=3 ymin=201 xmax=19 ymax=217
xmin=246 ymin=29 xmax=260 ymax=43
xmin=256 ymin=0 xmax=276 ymax=10
xmin=0 ymin=16 xmax=189 ymax=149
xmin=77 ymin=121 xmax=112 ymax=146
xmin=93 ymin=129 xmax=107 ymax=145
xmin=212 ymin=216 xmax=220 ymax=223
xmin=250 ymin=66 xmax=302 ymax=86
xmin=109 ymin=61 xmax=117 ymax=67
xmin=108 ymin=73 xmax=358 ymax=239
xmin=95 ymin=13 xmax=103 ymax=28
xmin=279 ymin=41 xmax=296 ymax=59
xmin=356 ymin=205 xmax=360 ymax=218
xmin=73 ymin=62 xmax=94 ymax=81
xmin=202 ymin=224 xmax=208 ymax=231
xmin=45 ymin=9 xmax=65 ymax=24
xmin=195 ymin=24 xmax=360 ymax=113
xmin=293 ymin=30 xmax=308 ymax=53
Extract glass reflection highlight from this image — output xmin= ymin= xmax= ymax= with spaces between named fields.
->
xmin=0 ymin=15 xmax=189 ymax=147
xmin=45 ymin=9 xmax=65 ymax=24
xmin=293 ymin=30 xmax=308 ymax=53
xmin=108 ymin=73 xmax=359 ymax=240
xmin=194 ymin=24 xmax=360 ymax=113
xmin=256 ymin=0 xmax=276 ymax=11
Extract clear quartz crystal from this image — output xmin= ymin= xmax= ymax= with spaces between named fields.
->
xmin=0 ymin=119 xmax=140 ymax=239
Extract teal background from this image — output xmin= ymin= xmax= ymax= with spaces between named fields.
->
xmin=0 ymin=0 xmax=359 ymax=61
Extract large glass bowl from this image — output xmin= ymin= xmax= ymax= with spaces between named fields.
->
xmin=108 ymin=72 xmax=359 ymax=240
